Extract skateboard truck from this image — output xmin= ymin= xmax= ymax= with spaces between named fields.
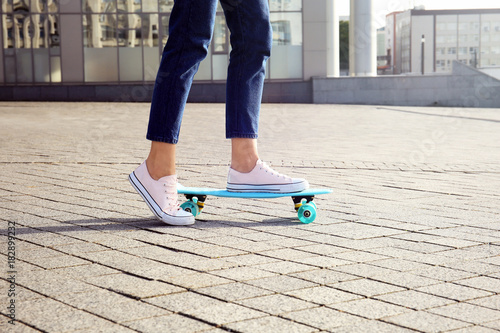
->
xmin=181 ymin=194 xmax=206 ymax=216
xmin=292 ymin=196 xmax=314 ymax=211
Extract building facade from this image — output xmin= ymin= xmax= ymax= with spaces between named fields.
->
xmin=386 ymin=8 xmax=500 ymax=75
xmin=0 ymin=0 xmax=307 ymax=85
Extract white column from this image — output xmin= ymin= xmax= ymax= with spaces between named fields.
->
xmin=349 ymin=0 xmax=377 ymax=76
xmin=326 ymin=0 xmax=339 ymax=77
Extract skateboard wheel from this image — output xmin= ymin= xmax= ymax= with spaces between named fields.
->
xmin=181 ymin=201 xmax=200 ymax=217
xmin=298 ymin=203 xmax=316 ymax=224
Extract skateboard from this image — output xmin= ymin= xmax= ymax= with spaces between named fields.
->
xmin=177 ymin=184 xmax=332 ymax=224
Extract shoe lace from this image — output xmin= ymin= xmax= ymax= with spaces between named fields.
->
xmin=260 ymin=162 xmax=291 ymax=180
xmin=163 ymin=182 xmax=181 ymax=211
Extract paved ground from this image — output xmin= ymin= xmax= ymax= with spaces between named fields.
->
xmin=0 ymin=102 xmax=499 ymax=332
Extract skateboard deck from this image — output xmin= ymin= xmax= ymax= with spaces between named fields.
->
xmin=177 ymin=184 xmax=332 ymax=224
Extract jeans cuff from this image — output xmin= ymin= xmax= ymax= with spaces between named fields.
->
xmin=226 ymin=133 xmax=259 ymax=139
xmin=146 ymin=135 xmax=179 ymax=144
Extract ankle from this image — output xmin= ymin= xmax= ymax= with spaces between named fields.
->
xmin=231 ymin=157 xmax=258 ymax=173
xmin=145 ymin=158 xmax=175 ymax=180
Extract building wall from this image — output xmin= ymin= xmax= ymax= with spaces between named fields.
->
xmin=313 ymin=61 xmax=500 ymax=108
xmin=302 ymin=0 xmax=328 ymax=79
xmin=410 ymin=15 xmax=434 ymax=74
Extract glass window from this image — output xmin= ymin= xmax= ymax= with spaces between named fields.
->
xmin=83 ymin=10 xmax=119 ymax=81
xmin=83 ymin=0 xmax=117 ymax=13
xmin=270 ymin=0 xmax=302 ymax=12
xmin=459 ymin=22 xmax=469 ymax=31
xmin=159 ymin=0 xmax=173 ymax=13
xmin=142 ymin=0 xmax=158 ymax=12
xmin=213 ymin=15 xmax=227 ymax=53
xmin=2 ymin=0 xmax=61 ymax=83
xmin=482 ymin=21 xmax=490 ymax=32
xmin=118 ymin=0 xmax=141 ymax=13
xmin=269 ymin=12 xmax=302 ymax=79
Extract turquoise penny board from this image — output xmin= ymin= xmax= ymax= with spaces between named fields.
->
xmin=177 ymin=184 xmax=332 ymax=223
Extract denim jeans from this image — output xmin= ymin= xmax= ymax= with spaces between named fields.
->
xmin=146 ymin=0 xmax=272 ymax=144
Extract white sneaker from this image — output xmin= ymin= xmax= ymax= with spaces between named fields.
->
xmin=227 ymin=160 xmax=309 ymax=193
xmin=129 ymin=162 xmax=195 ymax=225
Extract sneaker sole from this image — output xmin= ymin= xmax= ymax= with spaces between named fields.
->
xmin=227 ymin=180 xmax=309 ymax=193
xmin=128 ymin=172 xmax=195 ymax=226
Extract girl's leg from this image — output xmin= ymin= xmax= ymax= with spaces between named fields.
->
xmin=231 ymin=138 xmax=259 ymax=173
xmin=221 ymin=0 xmax=272 ymax=173
xmin=146 ymin=0 xmax=218 ymax=179
xmin=146 ymin=141 xmax=176 ymax=180
xmin=222 ymin=0 xmax=309 ymax=193
xmin=221 ymin=0 xmax=272 ymax=140
xmin=129 ymin=0 xmax=219 ymax=225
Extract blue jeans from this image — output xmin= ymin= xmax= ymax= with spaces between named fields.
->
xmin=147 ymin=0 xmax=272 ymax=144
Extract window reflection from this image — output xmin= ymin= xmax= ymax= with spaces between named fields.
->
xmin=270 ymin=0 xmax=302 ymax=12
xmin=2 ymin=0 xmax=60 ymax=83
xmin=213 ymin=15 xmax=227 ymax=53
xmin=159 ymin=0 xmax=173 ymax=13
xmin=2 ymin=0 xmax=59 ymax=49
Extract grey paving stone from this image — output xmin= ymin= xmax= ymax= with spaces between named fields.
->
xmin=456 ymin=276 xmax=500 ymax=293
xmin=123 ymin=314 xmax=214 ymax=333
xmin=252 ymin=261 xmax=316 ymax=275
xmin=54 ymin=288 xmax=139 ymax=309
xmin=416 ymin=282 xmax=493 ymax=302
xmin=331 ymin=263 xmax=400 ymax=278
xmin=412 ymin=265 xmax=477 ymax=282
xmin=467 ymin=295 xmax=500 ymax=311
xmin=210 ymin=266 xmax=278 ymax=281
xmin=334 ymin=317 xmax=419 ymax=333
xmin=286 ymin=286 xmax=363 ymax=305
xmin=195 ymin=282 xmax=273 ymax=302
xmin=331 ymin=278 xmax=405 ymax=297
xmin=50 ymin=263 xmax=121 ymax=279
xmin=22 ymin=254 xmax=91 ymax=269
xmin=291 ymin=255 xmax=352 ymax=268
xmin=236 ymin=294 xmax=316 ymax=315
xmin=164 ymin=272 xmax=233 ymax=289
xmin=375 ymin=290 xmax=457 ymax=310
xmin=290 ymin=269 xmax=360 ymax=285
xmin=145 ymin=291 xmax=265 ymax=325
xmin=427 ymin=302 xmax=500 ymax=325
xmin=370 ymin=258 xmax=435 ymax=272
xmin=482 ymin=320 xmax=500 ymax=330
xmin=282 ymin=307 xmax=360 ymax=331
xmin=329 ymin=298 xmax=412 ymax=320
xmin=383 ymin=311 xmax=472 ymax=332
xmin=244 ymin=275 xmax=318 ymax=293
xmin=14 ymin=297 xmax=116 ymax=332
xmin=85 ymin=273 xmax=185 ymax=298
xmin=450 ymin=326 xmax=500 ymax=333
xmin=225 ymin=315 xmax=316 ymax=333
xmin=84 ymin=299 xmax=171 ymax=323
xmin=0 ymin=317 xmax=40 ymax=332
